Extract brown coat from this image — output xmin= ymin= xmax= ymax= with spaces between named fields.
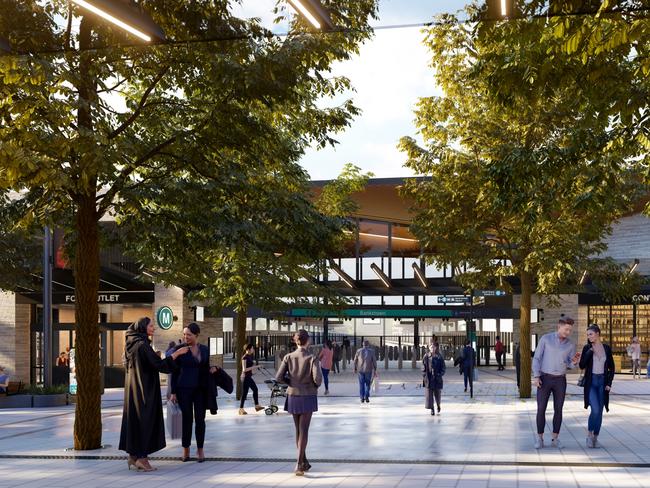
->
xmin=275 ymin=347 xmax=322 ymax=396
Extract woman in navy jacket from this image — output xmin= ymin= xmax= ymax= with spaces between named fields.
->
xmin=578 ymin=324 xmax=615 ymax=448
xmin=170 ymin=322 xmax=214 ymax=462
xmin=422 ymin=342 xmax=446 ymax=415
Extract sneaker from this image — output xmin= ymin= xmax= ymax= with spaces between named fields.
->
xmin=238 ymin=408 xmax=247 ymax=415
xmin=324 ymin=389 xmax=329 ymax=395
xmin=254 ymin=405 xmax=264 ymax=412
xmin=586 ymin=437 xmax=593 ymax=449
xmin=360 ymin=398 xmax=365 ymax=403
xmin=551 ymin=439 xmax=563 ymax=449
xmin=592 ymin=437 xmax=599 ymax=448
xmin=365 ymin=397 xmax=370 ymax=403
xmin=534 ymin=438 xmax=544 ymax=449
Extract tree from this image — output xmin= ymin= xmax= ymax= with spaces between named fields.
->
xmin=120 ymin=163 xmax=372 ymax=399
xmin=399 ymin=5 xmax=645 ymax=398
xmin=0 ymin=0 xmax=378 ymax=449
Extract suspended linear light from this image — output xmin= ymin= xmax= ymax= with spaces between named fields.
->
xmin=286 ymin=0 xmax=335 ymax=31
xmin=412 ymin=262 xmax=428 ymax=288
xmin=628 ymin=258 xmax=640 ymax=274
xmin=370 ymin=263 xmax=391 ymax=288
xmin=70 ymin=0 xmax=165 ymax=42
xmin=328 ymin=259 xmax=355 ymax=288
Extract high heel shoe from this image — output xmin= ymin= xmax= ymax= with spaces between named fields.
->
xmin=134 ymin=459 xmax=156 ymax=472
xmin=294 ymin=463 xmax=304 ymax=476
xmin=127 ymin=456 xmax=138 ymax=470
xmin=302 ymin=459 xmax=312 ymax=472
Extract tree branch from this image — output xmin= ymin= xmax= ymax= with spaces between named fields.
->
xmin=107 ymin=66 xmax=169 ymax=140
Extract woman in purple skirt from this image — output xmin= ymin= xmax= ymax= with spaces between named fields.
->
xmin=275 ymin=329 xmax=322 ymax=476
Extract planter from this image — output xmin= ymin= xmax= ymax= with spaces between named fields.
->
xmin=0 ymin=394 xmax=33 ymax=409
xmin=32 ymin=393 xmax=69 ymax=408
xmin=0 ymin=393 xmax=70 ymax=409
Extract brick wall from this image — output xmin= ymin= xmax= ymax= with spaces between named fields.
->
xmin=0 ymin=292 xmax=31 ymax=382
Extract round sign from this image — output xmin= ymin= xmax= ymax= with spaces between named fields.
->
xmin=156 ymin=306 xmax=174 ymax=330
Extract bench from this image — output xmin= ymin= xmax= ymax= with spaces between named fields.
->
xmin=1 ymin=381 xmax=24 ymax=396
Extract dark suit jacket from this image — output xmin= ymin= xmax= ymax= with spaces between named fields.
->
xmin=171 ymin=344 xmax=209 ymax=394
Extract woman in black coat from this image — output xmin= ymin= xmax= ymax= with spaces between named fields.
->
xmin=170 ymin=322 xmax=215 ymax=462
xmin=422 ymin=342 xmax=446 ymax=416
xmin=578 ymin=324 xmax=615 ymax=449
xmin=119 ymin=317 xmax=189 ymax=471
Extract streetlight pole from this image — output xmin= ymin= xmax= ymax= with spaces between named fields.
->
xmin=43 ymin=226 xmax=53 ymax=388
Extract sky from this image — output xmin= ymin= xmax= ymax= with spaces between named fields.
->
xmin=235 ymin=1 xmax=470 ymax=180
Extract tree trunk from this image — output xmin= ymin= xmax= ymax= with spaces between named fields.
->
xmin=518 ymin=269 xmax=533 ymax=399
xmin=73 ymin=16 xmax=102 ymax=450
xmin=73 ymin=194 xmax=102 ymax=449
xmin=235 ymin=307 xmax=247 ymax=401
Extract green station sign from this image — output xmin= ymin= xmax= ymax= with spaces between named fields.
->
xmin=156 ymin=306 xmax=174 ymax=330
xmin=289 ymin=308 xmax=454 ymax=319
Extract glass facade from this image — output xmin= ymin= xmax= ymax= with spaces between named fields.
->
xmin=588 ymin=304 xmax=650 ymax=369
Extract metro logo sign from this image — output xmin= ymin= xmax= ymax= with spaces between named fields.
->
xmin=156 ymin=306 xmax=174 ymax=330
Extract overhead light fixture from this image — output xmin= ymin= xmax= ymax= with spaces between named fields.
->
xmin=629 ymin=258 xmax=640 ymax=274
xmin=0 ymin=36 xmax=10 ymax=53
xmin=287 ymin=0 xmax=335 ymax=31
xmin=412 ymin=262 xmax=428 ymax=288
xmin=500 ymin=0 xmax=508 ymax=16
xmin=370 ymin=263 xmax=391 ymax=288
xmin=328 ymin=259 xmax=355 ymax=288
xmin=70 ymin=0 xmax=165 ymax=42
xmin=579 ymin=270 xmax=588 ymax=285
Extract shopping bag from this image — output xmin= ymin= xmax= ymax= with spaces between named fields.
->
xmin=166 ymin=401 xmax=182 ymax=440
xmin=473 ymin=368 xmax=479 ymax=382
xmin=372 ymin=374 xmax=379 ymax=393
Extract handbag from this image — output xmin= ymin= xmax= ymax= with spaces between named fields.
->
xmin=166 ymin=401 xmax=182 ymax=440
xmin=577 ymin=371 xmax=585 ymax=387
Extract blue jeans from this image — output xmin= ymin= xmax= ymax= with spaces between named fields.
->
xmin=358 ymin=372 xmax=372 ymax=400
xmin=588 ymin=374 xmax=605 ymax=435
xmin=322 ymin=368 xmax=330 ymax=390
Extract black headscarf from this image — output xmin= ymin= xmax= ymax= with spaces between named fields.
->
xmin=124 ymin=317 xmax=151 ymax=368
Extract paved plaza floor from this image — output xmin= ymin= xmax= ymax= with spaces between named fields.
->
xmin=1 ymin=367 xmax=649 ymax=487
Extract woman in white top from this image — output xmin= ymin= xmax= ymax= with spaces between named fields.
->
xmin=628 ymin=337 xmax=641 ymax=379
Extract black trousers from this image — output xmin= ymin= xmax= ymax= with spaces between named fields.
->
xmin=177 ymin=387 xmax=206 ymax=449
xmin=240 ymin=376 xmax=259 ymax=408
xmin=536 ymin=374 xmax=567 ymax=435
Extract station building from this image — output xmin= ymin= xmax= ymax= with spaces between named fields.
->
xmin=1 ymin=178 xmax=649 ymax=385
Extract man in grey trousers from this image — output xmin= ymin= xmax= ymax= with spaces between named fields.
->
xmin=354 ymin=340 xmax=377 ymax=403
xmin=532 ymin=315 xmax=581 ymax=449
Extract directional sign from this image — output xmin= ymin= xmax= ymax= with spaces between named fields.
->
xmin=156 ymin=306 xmax=174 ymax=330
xmin=475 ymin=290 xmax=508 ymax=297
xmin=437 ymin=296 xmax=471 ymax=304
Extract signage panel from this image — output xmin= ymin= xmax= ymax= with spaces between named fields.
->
xmin=156 ymin=306 xmax=174 ymax=330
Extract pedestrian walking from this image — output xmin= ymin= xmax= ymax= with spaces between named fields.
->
xmin=628 ymin=337 xmax=641 ymax=379
xmin=495 ymin=336 xmax=505 ymax=370
xmin=461 ymin=340 xmax=475 ymax=394
xmin=579 ymin=324 xmax=615 ymax=448
xmin=332 ymin=341 xmax=341 ymax=374
xmin=353 ymin=340 xmax=377 ymax=403
xmin=532 ymin=315 xmax=581 ymax=449
xmin=119 ymin=317 xmax=189 ymax=472
xmin=275 ymin=329 xmax=322 ymax=476
xmin=239 ymin=344 xmax=264 ymax=415
xmin=342 ymin=337 xmax=351 ymax=364
xmin=319 ymin=340 xmax=333 ymax=395
xmin=422 ymin=342 xmax=446 ymax=416
xmin=170 ymin=322 xmax=215 ymax=462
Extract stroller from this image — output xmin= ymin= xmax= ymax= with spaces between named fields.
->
xmin=259 ymin=367 xmax=288 ymax=415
